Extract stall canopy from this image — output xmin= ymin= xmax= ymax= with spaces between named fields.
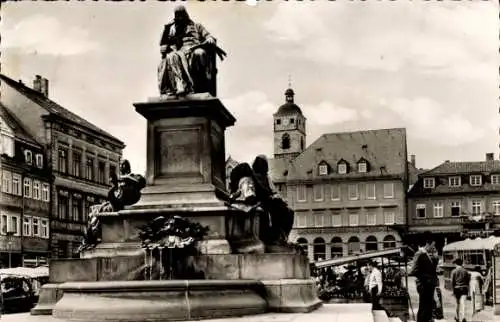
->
xmin=0 ymin=266 xmax=48 ymax=279
xmin=315 ymin=247 xmax=405 ymax=269
xmin=442 ymin=236 xmax=500 ymax=252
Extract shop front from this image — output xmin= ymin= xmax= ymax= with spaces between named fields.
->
xmin=22 ymin=238 xmax=49 ymax=267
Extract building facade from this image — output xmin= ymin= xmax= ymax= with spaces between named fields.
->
xmin=407 ymin=153 xmax=500 ymax=252
xmin=0 ymin=74 xmax=125 ymax=259
xmin=269 ymin=87 xmax=409 ymax=263
xmin=0 ymin=103 xmax=52 ymax=267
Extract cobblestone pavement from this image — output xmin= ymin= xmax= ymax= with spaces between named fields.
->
xmin=405 ymin=276 xmax=493 ymax=322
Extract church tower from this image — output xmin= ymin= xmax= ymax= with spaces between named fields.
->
xmin=273 ymin=86 xmax=306 ymax=162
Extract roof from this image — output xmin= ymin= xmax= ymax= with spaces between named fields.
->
xmin=0 ymin=102 xmax=41 ymax=147
xmin=286 ymin=128 xmax=407 ymax=181
xmin=423 ymin=160 xmax=500 ymax=176
xmin=442 ymin=236 xmax=500 ymax=252
xmin=408 ymin=162 xmax=425 ymax=186
xmin=275 ymin=88 xmax=303 ymax=116
xmin=0 ymin=74 xmax=124 ymax=147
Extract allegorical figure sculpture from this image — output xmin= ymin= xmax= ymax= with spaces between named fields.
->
xmin=157 ymin=5 xmax=227 ymax=97
xmin=77 ymin=160 xmax=146 ymax=253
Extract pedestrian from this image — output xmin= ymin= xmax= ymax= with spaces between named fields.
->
xmin=451 ymin=258 xmax=470 ymax=322
xmin=362 ymin=266 xmax=371 ymax=303
xmin=469 ymin=265 xmax=484 ymax=314
xmin=408 ymin=231 xmax=438 ymax=322
xmin=367 ymin=260 xmax=383 ymax=310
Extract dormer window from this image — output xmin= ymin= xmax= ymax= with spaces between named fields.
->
xmin=318 ymin=162 xmax=329 ymax=176
xmin=35 ymin=154 xmax=44 ymax=168
xmin=357 ymin=159 xmax=369 ymax=173
xmin=338 ymin=162 xmax=347 ymax=174
xmin=492 ymin=174 xmax=500 ymax=185
xmin=24 ymin=150 xmax=33 ymax=164
xmin=470 ymin=175 xmax=482 ymax=186
xmin=423 ymin=177 xmax=435 ymax=189
xmin=449 ymin=176 xmax=461 ymax=187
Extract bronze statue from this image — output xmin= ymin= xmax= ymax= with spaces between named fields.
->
xmin=157 ymin=5 xmax=227 ymax=97
xmin=77 ymin=160 xmax=146 ymax=253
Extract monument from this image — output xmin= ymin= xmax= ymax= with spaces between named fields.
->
xmin=32 ymin=6 xmax=321 ymax=321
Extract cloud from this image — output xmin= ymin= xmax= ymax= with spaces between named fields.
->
xmin=2 ymin=14 xmax=101 ymax=56
xmin=304 ymin=101 xmax=359 ymax=126
xmin=386 ymin=97 xmax=484 ymax=146
xmin=264 ymin=2 xmax=497 ymax=81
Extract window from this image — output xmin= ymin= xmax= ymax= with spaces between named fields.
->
xmin=32 ymin=217 xmax=40 ymax=237
xmin=366 ymin=212 xmax=377 ymax=226
xmin=32 ymin=180 xmax=41 ymax=200
xmin=58 ymin=148 xmax=68 ymax=173
xmin=433 ymin=202 xmax=444 ymax=218
xmin=383 ymin=183 xmax=394 ymax=199
xmin=72 ymin=195 xmax=83 ymax=222
xmin=296 ymin=213 xmax=307 ymax=228
xmin=349 ymin=214 xmax=359 ymax=226
xmin=86 ymin=157 xmax=95 ymax=181
xmin=358 ymin=162 xmax=367 ymax=173
xmin=313 ymin=185 xmax=324 ymax=201
xmin=276 ymin=119 xmax=281 ymax=125
xmin=0 ymin=134 xmax=14 ymax=157
xmin=348 ymin=184 xmax=359 ymax=200
xmin=290 ymin=118 xmax=295 ymax=124
xmin=492 ymin=201 xmax=500 ymax=216
xmin=41 ymin=219 xmax=49 ymax=239
xmin=338 ymin=163 xmax=347 ymax=174
xmin=9 ymin=215 xmax=20 ymax=236
xmin=24 ymin=150 xmax=33 ymax=164
xmin=12 ymin=173 xmax=21 ymax=196
xmin=0 ymin=214 xmax=6 ymax=235
xmin=58 ymin=193 xmax=69 ymax=220
xmin=42 ymin=183 xmax=50 ymax=202
xmin=23 ymin=178 xmax=32 ymax=198
xmin=318 ymin=164 xmax=328 ymax=176
xmin=281 ymin=133 xmax=290 ymax=150
xmin=314 ymin=214 xmax=324 ymax=227
xmin=72 ymin=151 xmax=82 ymax=177
xmin=416 ymin=204 xmax=426 ymax=218
xmin=423 ymin=178 xmax=435 ymax=189
xmin=449 ymin=176 xmax=461 ymax=187
xmin=296 ymin=185 xmax=307 ymax=202
xmin=98 ymin=161 xmax=106 ymax=184
xmin=330 ymin=185 xmax=340 ymax=201
xmin=450 ymin=201 xmax=461 ymax=217
xmin=384 ymin=212 xmax=395 ymax=224
xmin=383 ymin=235 xmax=397 ymax=249
xmin=332 ymin=214 xmax=342 ymax=227
xmin=35 ymin=154 xmax=43 ymax=168
xmin=365 ymin=236 xmax=378 ymax=252
xmin=491 ymin=175 xmax=500 ymax=185
xmin=23 ymin=216 xmax=32 ymax=237
xmin=471 ymin=200 xmax=482 ymax=215
xmin=366 ymin=183 xmax=376 ymax=200
xmin=2 ymin=170 xmax=12 ymax=194
xmin=470 ymin=175 xmax=482 ymax=186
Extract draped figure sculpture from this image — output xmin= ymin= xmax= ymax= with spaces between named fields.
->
xmin=157 ymin=5 xmax=227 ymax=97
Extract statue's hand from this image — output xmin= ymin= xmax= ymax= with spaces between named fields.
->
xmin=205 ymin=37 xmax=215 ymax=46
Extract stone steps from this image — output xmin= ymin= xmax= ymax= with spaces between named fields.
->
xmin=373 ymin=310 xmax=402 ymax=322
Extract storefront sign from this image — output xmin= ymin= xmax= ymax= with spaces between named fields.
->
xmin=22 ymin=238 xmax=49 ymax=252
xmin=0 ymin=236 xmax=22 ymax=251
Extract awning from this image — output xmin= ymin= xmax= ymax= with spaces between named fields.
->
xmin=315 ymin=247 xmax=405 ymax=269
xmin=0 ymin=266 xmax=48 ymax=278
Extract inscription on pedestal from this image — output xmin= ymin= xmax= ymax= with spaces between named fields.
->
xmin=156 ymin=127 xmax=202 ymax=178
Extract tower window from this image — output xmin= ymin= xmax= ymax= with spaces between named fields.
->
xmin=290 ymin=118 xmax=295 ymax=124
xmin=300 ymin=137 xmax=304 ymax=150
xmin=276 ymin=119 xmax=281 ymax=125
xmin=281 ymin=133 xmax=291 ymax=150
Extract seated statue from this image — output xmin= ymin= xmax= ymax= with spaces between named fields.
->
xmin=77 ymin=160 xmax=146 ymax=253
xmin=251 ymin=155 xmax=295 ymax=247
xmin=157 ymin=5 xmax=226 ymax=97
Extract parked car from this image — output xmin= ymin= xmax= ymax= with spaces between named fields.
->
xmin=0 ymin=275 xmax=37 ymax=313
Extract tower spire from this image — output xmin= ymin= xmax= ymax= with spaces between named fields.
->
xmin=288 ymin=75 xmax=292 ymax=89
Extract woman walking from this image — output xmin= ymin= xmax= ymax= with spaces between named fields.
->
xmin=469 ymin=266 xmax=484 ymax=314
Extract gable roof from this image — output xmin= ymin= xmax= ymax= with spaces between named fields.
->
xmin=423 ymin=160 xmax=500 ymax=176
xmin=0 ymin=103 xmax=41 ymax=147
xmin=286 ymin=128 xmax=407 ymax=181
xmin=0 ymin=74 xmax=124 ymax=147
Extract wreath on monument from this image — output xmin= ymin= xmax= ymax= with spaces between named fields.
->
xmin=137 ymin=215 xmax=209 ymax=280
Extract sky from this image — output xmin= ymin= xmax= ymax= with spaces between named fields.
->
xmin=1 ymin=1 xmax=499 ymax=175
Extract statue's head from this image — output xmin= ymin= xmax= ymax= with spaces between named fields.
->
xmin=252 ymin=155 xmax=269 ymax=175
xmin=229 ymin=163 xmax=254 ymax=193
xmin=120 ymin=159 xmax=131 ymax=174
xmin=174 ymin=5 xmax=190 ymax=25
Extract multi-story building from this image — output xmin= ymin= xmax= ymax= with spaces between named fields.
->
xmin=0 ymin=74 xmax=125 ymax=258
xmin=269 ymin=87 xmax=409 ymax=262
xmin=407 ymin=153 xmax=500 ymax=252
xmin=0 ymin=103 xmax=52 ymax=267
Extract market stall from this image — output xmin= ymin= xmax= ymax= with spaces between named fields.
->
xmin=314 ymin=247 xmax=410 ymax=322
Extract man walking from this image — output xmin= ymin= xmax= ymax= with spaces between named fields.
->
xmin=409 ymin=232 xmax=439 ymax=322
xmin=367 ymin=260 xmax=383 ymax=310
xmin=452 ymin=258 xmax=470 ymax=322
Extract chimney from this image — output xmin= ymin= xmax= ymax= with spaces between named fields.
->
xmin=486 ymin=153 xmax=494 ymax=161
xmin=33 ymin=75 xmax=42 ymax=93
xmin=40 ymin=77 xmax=49 ymax=97
xmin=410 ymin=154 xmax=416 ymax=167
